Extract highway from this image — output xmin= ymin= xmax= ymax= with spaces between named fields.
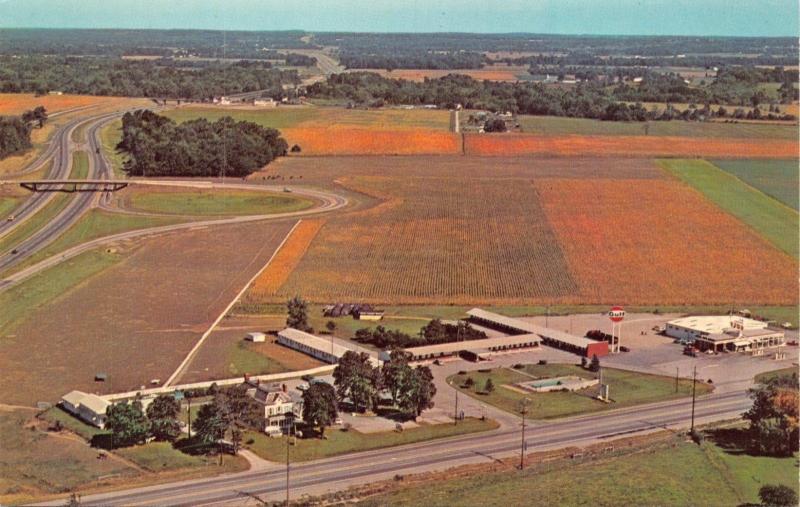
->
xmin=0 ymin=113 xmax=120 ymax=272
xmin=41 ymin=391 xmax=750 ymax=506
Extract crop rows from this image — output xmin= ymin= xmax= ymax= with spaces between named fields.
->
xmin=282 ymin=128 xmax=461 ymax=156
xmin=274 ymin=176 xmax=577 ymax=304
xmin=535 ymin=178 xmax=798 ymax=305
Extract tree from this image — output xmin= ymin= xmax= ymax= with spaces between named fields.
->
xmin=146 ymin=394 xmax=182 ymax=442
xmin=382 ymin=349 xmax=414 ymax=405
xmin=464 ymin=377 xmax=475 ymax=389
xmin=397 ymin=366 xmax=437 ymax=417
xmin=302 ymin=383 xmax=338 ymax=437
xmin=218 ymin=384 xmax=262 ymax=454
xmin=105 ymin=400 xmax=149 ymax=447
xmin=287 ymin=296 xmax=311 ymax=332
xmin=194 ymin=401 xmax=227 ymax=445
xmin=484 ymin=378 xmax=495 ymax=393
xmin=333 ymin=350 xmax=377 ymax=412
xmin=484 ymin=118 xmax=507 ymax=132
xmin=325 ymin=320 xmax=337 ymax=333
xmin=589 ymin=354 xmax=600 ymax=373
xmin=744 ymin=376 xmax=799 ymax=456
xmin=581 ymin=356 xmax=587 ymax=368
xmin=759 ymin=484 xmax=798 ymax=507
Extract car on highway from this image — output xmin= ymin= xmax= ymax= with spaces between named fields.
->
xmin=6 ymin=214 xmax=14 ymax=222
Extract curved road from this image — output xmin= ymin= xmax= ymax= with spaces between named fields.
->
xmin=37 ymin=390 xmax=751 ymax=506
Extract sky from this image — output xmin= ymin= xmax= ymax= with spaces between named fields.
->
xmin=0 ymin=0 xmax=796 ymax=37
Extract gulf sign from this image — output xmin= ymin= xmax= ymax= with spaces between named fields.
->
xmin=608 ymin=306 xmax=625 ymax=323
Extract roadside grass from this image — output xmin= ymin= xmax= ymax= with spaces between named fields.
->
xmin=5 ymin=209 xmax=182 ymax=275
xmin=754 ymin=367 xmax=798 ymax=384
xmin=357 ymin=432 xmax=797 ymax=507
xmin=711 ymin=159 xmax=799 ymax=210
xmin=71 ymin=121 xmax=87 ymax=143
xmin=449 ymin=364 xmax=713 ymax=420
xmin=0 ymin=196 xmax=20 ymax=219
xmin=226 ymin=341 xmax=294 ymax=376
xmin=0 ymin=192 xmax=72 ymax=255
xmin=518 ymin=114 xmax=798 ymax=139
xmin=115 ymin=441 xmax=248 ymax=473
xmin=0 ymin=408 xmax=137 ymax=506
xmin=0 ymin=249 xmax=123 ymax=335
xmin=125 ymin=189 xmax=314 ymax=216
xmin=71 ymin=151 xmax=89 ymax=179
xmin=659 ymin=159 xmax=799 ymax=258
xmin=246 ymin=417 xmax=498 ymax=463
xmin=99 ymin=118 xmax=126 ymax=178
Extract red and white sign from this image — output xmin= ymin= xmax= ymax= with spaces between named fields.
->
xmin=608 ymin=306 xmax=625 ymax=323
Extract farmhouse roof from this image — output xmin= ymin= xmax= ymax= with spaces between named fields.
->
xmin=62 ymin=390 xmax=87 ymax=406
xmin=81 ymin=394 xmax=111 ymax=414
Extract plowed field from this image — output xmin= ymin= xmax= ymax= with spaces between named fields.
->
xmin=282 ymin=128 xmax=460 ymax=156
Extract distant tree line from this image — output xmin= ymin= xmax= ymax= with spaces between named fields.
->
xmin=308 ymin=72 xmax=796 ymax=122
xmin=0 ymin=106 xmax=48 ymax=161
xmin=340 ymin=51 xmax=486 ymax=70
xmin=116 ymin=110 xmax=288 ymax=177
xmin=0 ymin=56 xmax=298 ymax=100
xmin=354 ymin=319 xmax=486 ymax=349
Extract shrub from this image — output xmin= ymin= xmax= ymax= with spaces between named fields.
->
xmin=759 ymin=484 xmax=798 ymax=507
xmin=538 ymin=359 xmax=548 ymax=365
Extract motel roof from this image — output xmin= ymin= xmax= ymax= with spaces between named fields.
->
xmin=467 ymin=308 xmax=598 ymax=349
xmin=396 ymin=333 xmax=541 ymax=358
xmin=278 ymin=328 xmax=381 ymax=365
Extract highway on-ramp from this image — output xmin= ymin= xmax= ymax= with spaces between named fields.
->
xmin=37 ymin=391 xmax=751 ymax=506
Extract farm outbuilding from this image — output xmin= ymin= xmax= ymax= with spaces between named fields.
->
xmin=466 ymin=308 xmax=609 ymax=357
xmin=246 ymin=332 xmax=267 ymax=343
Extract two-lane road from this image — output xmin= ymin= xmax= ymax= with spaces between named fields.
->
xmin=42 ymin=391 xmax=750 ymax=506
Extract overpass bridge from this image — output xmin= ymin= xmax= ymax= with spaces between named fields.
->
xmin=2 ymin=179 xmax=215 ymax=193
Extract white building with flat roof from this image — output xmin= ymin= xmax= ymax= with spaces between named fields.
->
xmin=277 ymin=328 xmax=381 ymax=366
xmin=665 ymin=315 xmax=768 ymax=342
xmin=60 ymin=390 xmax=111 ymax=428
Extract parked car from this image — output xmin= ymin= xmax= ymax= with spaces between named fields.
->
xmin=296 ymin=383 xmax=309 ymax=391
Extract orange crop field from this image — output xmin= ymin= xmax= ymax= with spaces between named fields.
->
xmin=0 ymin=93 xmax=115 ymax=115
xmin=535 ymin=178 xmax=798 ymax=305
xmin=358 ymin=68 xmax=524 ymax=82
xmin=282 ymin=127 xmax=461 ymax=155
xmin=247 ymin=218 xmax=325 ymax=297
xmin=464 ymin=133 xmax=799 ymax=158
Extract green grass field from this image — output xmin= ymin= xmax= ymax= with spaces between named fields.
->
xmin=358 ymin=433 xmax=797 ymax=507
xmin=711 ymin=159 xmax=799 ymax=210
xmin=449 ymin=364 xmax=713 ymax=420
xmin=99 ymin=118 xmax=127 ymax=178
xmin=126 ymin=190 xmax=314 ymax=216
xmin=0 ymin=196 xmax=20 ymax=220
xmin=71 ymin=151 xmax=89 ymax=179
xmin=40 ymin=407 xmax=106 ymax=441
xmin=0 ymin=408 xmax=137 ymax=505
xmin=660 ymin=159 xmax=799 ymax=258
xmin=0 ymin=248 xmax=123 ymax=335
xmin=226 ymin=341 xmax=295 ymax=376
xmin=246 ymin=417 xmax=498 ymax=463
xmin=115 ymin=442 xmax=248 ymax=473
xmin=518 ymin=115 xmax=798 ymax=139
xmin=0 ymin=193 xmax=72 ymax=256
xmin=162 ymin=105 xmax=451 ymax=130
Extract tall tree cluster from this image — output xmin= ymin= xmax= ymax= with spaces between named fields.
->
xmin=0 ymin=116 xmax=32 ymax=160
xmin=116 ymin=110 xmax=288 ymax=177
xmin=744 ymin=374 xmax=799 ymax=457
xmin=354 ymin=319 xmax=486 ymax=349
xmin=333 ymin=350 xmax=436 ymax=418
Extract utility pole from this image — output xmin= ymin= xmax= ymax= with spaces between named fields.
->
xmin=187 ymin=397 xmax=192 ymax=438
xmin=285 ymin=434 xmax=290 ymax=506
xmin=518 ymin=398 xmax=530 ymax=469
xmin=454 ymin=387 xmax=459 ymax=426
xmin=545 ymin=306 xmax=549 ymax=328
xmin=690 ymin=365 xmax=697 ymax=433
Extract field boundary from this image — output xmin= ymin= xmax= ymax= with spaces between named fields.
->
xmin=164 ymin=220 xmax=302 ymax=387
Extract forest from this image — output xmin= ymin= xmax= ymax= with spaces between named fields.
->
xmin=116 ymin=110 xmax=288 ymax=177
xmin=308 ymin=71 xmax=797 ymax=121
xmin=0 ymin=116 xmax=32 ymax=160
xmin=0 ymin=57 xmax=299 ymax=100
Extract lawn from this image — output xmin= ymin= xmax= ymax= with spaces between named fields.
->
xmin=358 ymin=432 xmax=797 ymax=507
xmin=0 ymin=193 xmax=72 ymax=255
xmin=449 ymin=364 xmax=713 ymax=420
xmin=518 ymin=114 xmax=798 ymax=139
xmin=246 ymin=417 xmax=498 ymax=463
xmin=71 ymin=151 xmax=89 ymax=179
xmin=660 ymin=159 xmax=799 ymax=258
xmin=125 ymin=189 xmax=314 ymax=216
xmin=0 ymin=196 xmax=20 ymax=219
xmin=711 ymin=159 xmax=799 ymax=210
xmin=225 ymin=340 xmax=295 ymax=376
xmin=0 ymin=248 xmax=122 ymax=335
xmin=39 ymin=407 xmax=106 ymax=441
xmin=754 ymin=367 xmax=797 ymax=384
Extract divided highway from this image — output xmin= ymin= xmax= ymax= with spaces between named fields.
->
xmin=41 ymin=391 xmax=751 ymax=506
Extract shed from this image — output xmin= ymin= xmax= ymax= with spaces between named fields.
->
xmin=247 ymin=332 xmax=267 ymax=343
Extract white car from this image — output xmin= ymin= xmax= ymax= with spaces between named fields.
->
xmin=6 ymin=215 xmax=14 ymax=222
xmin=296 ymin=383 xmax=309 ymax=391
